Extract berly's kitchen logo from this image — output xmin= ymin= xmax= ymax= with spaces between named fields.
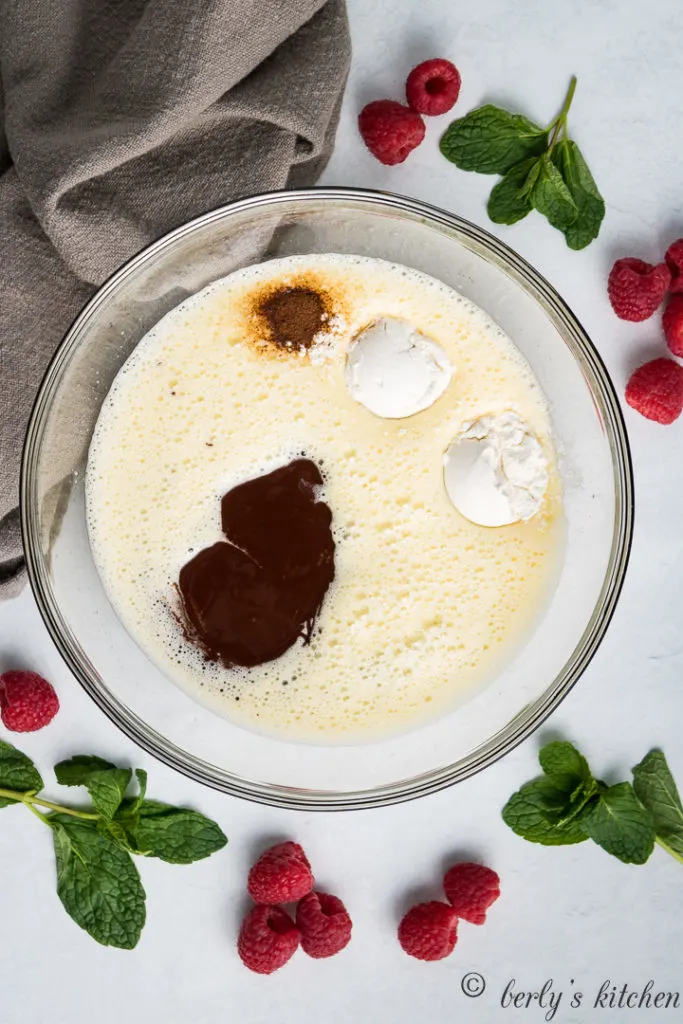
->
xmin=460 ymin=974 xmax=680 ymax=1020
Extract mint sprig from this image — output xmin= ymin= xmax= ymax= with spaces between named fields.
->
xmin=440 ymin=77 xmax=605 ymax=249
xmin=503 ymin=741 xmax=683 ymax=867
xmin=0 ymin=739 xmax=227 ymax=948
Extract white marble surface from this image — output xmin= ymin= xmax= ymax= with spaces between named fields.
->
xmin=2 ymin=2 xmax=683 ymax=1021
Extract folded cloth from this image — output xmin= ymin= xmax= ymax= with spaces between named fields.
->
xmin=0 ymin=0 xmax=350 ymax=598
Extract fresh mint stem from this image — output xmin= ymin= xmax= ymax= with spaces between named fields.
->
xmin=0 ymin=786 xmax=99 ymax=821
xmin=656 ymin=837 xmax=683 ymax=865
xmin=23 ymin=800 xmax=52 ymax=826
xmin=547 ymin=76 xmax=577 ymax=150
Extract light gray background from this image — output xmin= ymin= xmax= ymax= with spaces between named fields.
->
xmin=2 ymin=2 xmax=682 ymax=1021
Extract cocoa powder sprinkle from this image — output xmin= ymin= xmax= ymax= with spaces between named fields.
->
xmin=259 ymin=287 xmax=325 ymax=349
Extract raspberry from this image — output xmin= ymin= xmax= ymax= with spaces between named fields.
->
xmin=444 ymin=862 xmax=500 ymax=925
xmin=607 ymin=257 xmax=671 ymax=322
xmin=625 ymin=357 xmax=683 ymax=424
xmin=665 ymin=239 xmax=683 ymax=293
xmin=358 ymin=100 xmax=425 ymax=165
xmin=0 ymin=671 xmax=59 ymax=732
xmin=406 ymin=58 xmax=461 ymax=116
xmin=247 ymin=841 xmax=313 ymax=904
xmin=663 ymin=294 xmax=683 ymax=357
xmin=296 ymin=891 xmax=352 ymax=958
xmin=398 ymin=901 xmax=458 ymax=961
xmin=238 ymin=904 xmax=299 ymax=974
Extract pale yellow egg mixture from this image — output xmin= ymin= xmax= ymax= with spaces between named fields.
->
xmin=86 ymin=254 xmax=563 ymax=742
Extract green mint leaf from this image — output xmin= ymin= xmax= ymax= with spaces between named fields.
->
xmin=551 ymin=139 xmax=605 ymax=250
xmin=98 ymin=818 xmax=137 ymax=852
xmin=114 ymin=796 xmax=164 ymax=825
xmin=0 ymin=740 xmax=44 ymax=805
xmin=539 ymin=741 xmax=593 ymax=794
xmin=136 ymin=799 xmax=170 ymax=816
xmin=131 ymin=769 xmax=147 ymax=813
xmin=633 ymin=750 xmax=683 ymax=862
xmin=108 ymin=772 xmax=148 ymax=844
xmin=86 ymin=769 xmax=132 ymax=821
xmin=55 ymin=755 xmax=117 ymax=787
xmin=440 ymin=106 xmax=549 ymax=175
xmin=487 ymin=158 xmax=538 ymax=225
xmin=530 ymin=154 xmax=579 ymax=230
xmin=129 ymin=801 xmax=228 ymax=864
xmin=517 ymin=159 xmax=542 ymax=200
xmin=54 ymin=756 xmax=131 ymax=821
xmin=502 ymin=777 xmax=589 ymax=846
xmin=554 ymin=779 xmax=601 ymax=827
xmin=116 ymin=799 xmax=178 ymax=822
xmin=113 ymin=797 xmax=139 ymax=822
xmin=51 ymin=815 xmax=146 ymax=948
xmin=583 ymin=783 xmax=656 ymax=865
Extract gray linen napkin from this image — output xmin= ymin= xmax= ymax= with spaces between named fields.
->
xmin=0 ymin=0 xmax=350 ymax=597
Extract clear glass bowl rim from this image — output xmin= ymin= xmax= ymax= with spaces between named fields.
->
xmin=21 ymin=186 xmax=634 ymax=811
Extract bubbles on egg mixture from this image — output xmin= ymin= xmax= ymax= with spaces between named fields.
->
xmin=86 ymin=254 xmax=564 ymax=743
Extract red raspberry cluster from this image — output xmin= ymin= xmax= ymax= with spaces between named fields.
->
xmin=608 ymin=239 xmax=683 ymax=423
xmin=238 ymin=841 xmax=352 ymax=974
xmin=398 ymin=861 xmax=500 ymax=961
xmin=359 ymin=58 xmax=461 ymax=165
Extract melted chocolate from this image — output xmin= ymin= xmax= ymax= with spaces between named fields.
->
xmin=178 ymin=459 xmax=335 ymax=668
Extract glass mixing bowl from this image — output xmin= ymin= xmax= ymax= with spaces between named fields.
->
xmin=21 ymin=188 xmax=633 ymax=810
